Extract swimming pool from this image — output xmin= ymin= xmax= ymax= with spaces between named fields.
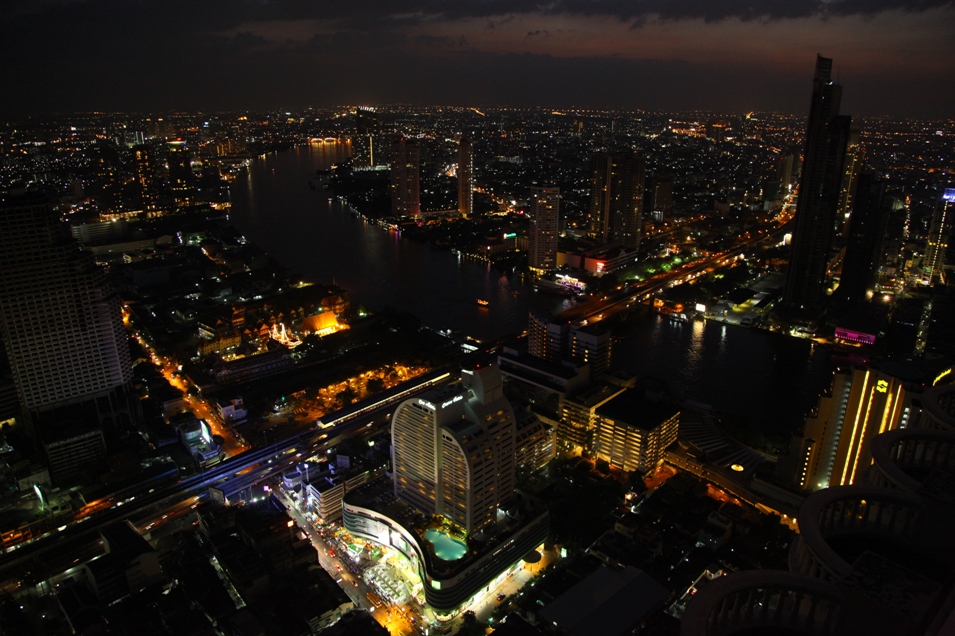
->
xmin=425 ymin=529 xmax=467 ymax=561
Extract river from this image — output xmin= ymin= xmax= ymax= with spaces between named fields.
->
xmin=228 ymin=143 xmax=830 ymax=445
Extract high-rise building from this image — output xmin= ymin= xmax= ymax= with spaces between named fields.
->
xmin=924 ymin=186 xmax=955 ymax=284
xmin=783 ymin=55 xmax=852 ymax=311
xmin=132 ymin=144 xmax=157 ymax=209
xmin=837 ymin=126 xmax=864 ymax=236
xmin=839 ymin=171 xmax=888 ymax=302
xmin=391 ymin=361 xmax=516 ymax=534
xmin=0 ymin=195 xmax=133 ymax=427
xmin=649 ymin=174 xmax=673 ymax=222
xmin=456 ymin=136 xmax=473 ymax=218
xmin=588 ymin=150 xmax=645 ymax=250
xmin=528 ymin=185 xmax=559 ymax=271
xmin=166 ymin=140 xmax=192 ymax=188
xmin=783 ymin=366 xmax=914 ymax=492
xmin=390 ymin=136 xmax=420 ymax=218
xmin=355 ymin=108 xmax=379 ymax=167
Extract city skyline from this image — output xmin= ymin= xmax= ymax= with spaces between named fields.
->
xmin=1 ymin=1 xmax=954 ymax=118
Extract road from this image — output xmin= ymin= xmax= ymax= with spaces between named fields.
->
xmin=0 ymin=371 xmax=452 ymax=587
xmin=556 ymin=219 xmax=793 ymax=327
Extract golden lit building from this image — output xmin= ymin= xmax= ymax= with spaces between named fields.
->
xmin=792 ymin=367 xmax=914 ymax=491
xmin=594 ymin=390 xmax=680 ymax=473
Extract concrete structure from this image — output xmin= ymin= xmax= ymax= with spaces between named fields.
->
xmin=924 ymin=186 xmax=955 ymax=284
xmin=527 ymin=312 xmax=612 ymax=377
xmin=588 ymin=150 xmax=646 ymax=250
xmin=528 ymin=185 xmax=559 ymax=272
xmin=786 ymin=366 xmax=915 ymax=492
xmin=541 ymin=565 xmax=668 ymax=636
xmin=42 ymin=426 xmax=107 ymax=484
xmin=390 ymin=136 xmax=421 ymax=218
xmin=514 ymin=404 xmax=557 ymax=471
xmin=0 ymin=195 xmax=134 ymax=427
xmin=783 ymin=55 xmax=852 ymax=311
xmin=682 ymin=428 xmax=955 ymax=636
xmin=343 ymin=481 xmax=548 ymax=613
xmin=921 ymin=383 xmax=955 ymax=431
xmin=392 ymin=361 xmax=516 ymax=534
xmin=560 ymin=382 xmax=629 ymax=451
xmin=594 ymin=390 xmax=680 ymax=473
xmin=456 ymin=136 xmax=473 ymax=218
xmin=838 ymin=172 xmax=888 ymax=303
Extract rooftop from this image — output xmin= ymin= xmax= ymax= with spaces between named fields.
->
xmin=596 ymin=390 xmax=680 ymax=431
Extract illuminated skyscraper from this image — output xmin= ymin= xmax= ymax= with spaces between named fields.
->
xmin=390 ymin=136 xmax=420 ymax=218
xmin=588 ymin=150 xmax=645 ymax=250
xmin=924 ymin=186 xmax=955 ymax=284
xmin=456 ymin=136 xmax=473 ymax=218
xmin=785 ymin=366 xmax=914 ymax=492
xmin=783 ymin=55 xmax=852 ymax=311
xmin=0 ymin=194 xmax=133 ymax=425
xmin=391 ymin=361 xmax=516 ymax=533
xmin=528 ymin=185 xmax=559 ymax=271
xmin=837 ymin=126 xmax=864 ymax=236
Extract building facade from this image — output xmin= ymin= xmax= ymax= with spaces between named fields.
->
xmin=390 ymin=136 xmax=421 ymax=217
xmin=588 ymin=150 xmax=645 ymax=250
xmin=456 ymin=136 xmax=473 ymax=218
xmin=788 ymin=366 xmax=914 ymax=492
xmin=594 ymin=391 xmax=680 ymax=473
xmin=0 ymin=195 xmax=134 ymax=427
xmin=924 ymin=186 xmax=955 ymax=284
xmin=392 ymin=361 xmax=516 ymax=534
xmin=528 ymin=185 xmax=559 ymax=272
xmin=838 ymin=171 xmax=888 ymax=302
xmin=783 ymin=55 xmax=852 ymax=311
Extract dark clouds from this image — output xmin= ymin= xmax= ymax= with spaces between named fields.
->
xmin=1 ymin=0 xmax=953 ymax=117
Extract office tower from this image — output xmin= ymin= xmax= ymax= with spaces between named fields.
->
xmin=587 ymin=150 xmax=646 ymax=250
xmin=837 ymin=126 xmax=864 ymax=235
xmin=391 ymin=361 xmax=516 ymax=533
xmin=776 ymin=152 xmax=795 ymax=192
xmin=924 ymin=186 xmax=955 ymax=284
xmin=166 ymin=140 xmax=192 ymax=188
xmin=594 ymin=390 xmax=680 ymax=473
xmin=355 ymin=108 xmax=379 ymax=167
xmin=456 ymin=136 xmax=473 ymax=218
xmin=839 ymin=171 xmax=888 ymax=302
xmin=528 ymin=185 xmax=559 ymax=271
xmin=390 ymin=136 xmax=420 ymax=218
xmin=783 ymin=55 xmax=852 ymax=311
xmin=132 ymin=144 xmax=157 ymax=209
xmin=0 ymin=195 xmax=133 ymax=425
xmin=785 ymin=366 xmax=913 ymax=492
xmin=652 ymin=174 xmax=673 ymax=221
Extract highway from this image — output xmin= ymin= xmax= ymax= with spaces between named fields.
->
xmin=556 ymin=219 xmax=793 ymax=327
xmin=0 ymin=368 xmax=455 ymax=582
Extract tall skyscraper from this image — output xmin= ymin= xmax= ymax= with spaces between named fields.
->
xmin=588 ymin=150 xmax=645 ymax=250
xmin=456 ymin=136 xmax=473 ymax=218
xmin=924 ymin=186 xmax=955 ymax=284
xmin=837 ymin=126 xmax=864 ymax=236
xmin=390 ymin=136 xmax=420 ymax=218
xmin=783 ymin=55 xmax=852 ymax=311
xmin=391 ymin=361 xmax=516 ymax=533
xmin=528 ymin=185 xmax=559 ymax=272
xmin=0 ymin=194 xmax=133 ymax=426
xmin=839 ymin=171 xmax=888 ymax=302
xmin=355 ymin=108 xmax=379 ymax=167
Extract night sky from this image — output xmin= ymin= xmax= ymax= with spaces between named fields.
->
xmin=2 ymin=0 xmax=954 ymax=117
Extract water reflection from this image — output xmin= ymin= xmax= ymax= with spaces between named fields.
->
xmin=229 ymin=147 xmax=830 ymax=443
